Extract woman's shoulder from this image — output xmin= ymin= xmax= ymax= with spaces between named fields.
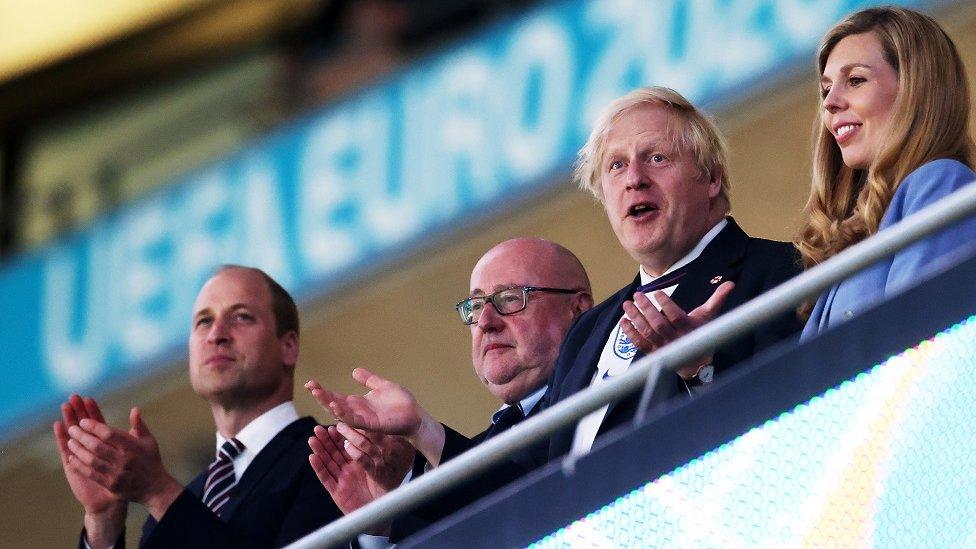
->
xmin=901 ymin=158 xmax=975 ymax=189
xmin=893 ymin=158 xmax=976 ymax=205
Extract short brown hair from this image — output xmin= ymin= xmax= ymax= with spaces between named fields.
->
xmin=216 ymin=265 xmax=299 ymax=337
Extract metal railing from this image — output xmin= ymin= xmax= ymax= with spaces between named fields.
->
xmin=288 ymin=180 xmax=976 ymax=549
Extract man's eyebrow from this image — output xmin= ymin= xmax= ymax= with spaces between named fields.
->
xmin=193 ymin=303 xmax=251 ymax=318
xmin=469 ymin=284 xmax=520 ymax=296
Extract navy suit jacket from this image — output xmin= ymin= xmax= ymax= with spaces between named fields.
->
xmin=802 ymin=159 xmax=976 ymax=340
xmin=391 ymin=402 xmax=547 ymax=542
xmin=122 ymin=416 xmax=340 ymax=548
xmin=546 ymin=218 xmax=802 ymax=458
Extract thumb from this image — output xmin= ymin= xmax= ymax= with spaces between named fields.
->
xmin=129 ymin=407 xmax=153 ymax=438
xmin=352 ymin=367 xmax=386 ymax=390
xmin=698 ymin=281 xmax=735 ymax=319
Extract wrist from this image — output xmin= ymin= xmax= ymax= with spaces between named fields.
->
xmin=83 ymin=504 xmax=127 ymax=549
xmin=409 ymin=412 xmax=446 ymax=467
xmin=677 ymin=355 xmax=713 ymax=381
xmin=142 ymin=476 xmax=184 ymax=521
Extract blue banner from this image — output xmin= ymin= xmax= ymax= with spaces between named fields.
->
xmin=0 ymin=0 xmax=928 ymax=440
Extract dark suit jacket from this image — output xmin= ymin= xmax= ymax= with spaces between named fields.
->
xmin=83 ymin=416 xmax=341 ymax=548
xmin=546 ymin=218 xmax=802 ymax=459
xmin=391 ymin=402 xmax=547 ymax=542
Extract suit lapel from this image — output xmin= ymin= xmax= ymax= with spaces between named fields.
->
xmin=566 ymin=277 xmax=641 ymax=394
xmin=220 ymin=417 xmax=312 ymax=521
xmin=670 ymin=218 xmax=749 ymax=312
xmin=550 ymin=278 xmax=638 ymax=455
xmin=601 ymin=220 xmax=748 ymax=428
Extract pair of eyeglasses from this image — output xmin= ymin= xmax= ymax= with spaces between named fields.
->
xmin=455 ymin=286 xmax=580 ymax=325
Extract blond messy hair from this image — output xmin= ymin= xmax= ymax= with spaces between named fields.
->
xmin=573 ymin=86 xmax=731 ymax=210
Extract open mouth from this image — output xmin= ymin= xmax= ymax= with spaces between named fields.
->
xmin=628 ymin=203 xmax=659 ymax=219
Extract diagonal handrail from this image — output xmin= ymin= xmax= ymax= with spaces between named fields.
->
xmin=288 ymin=180 xmax=976 ymax=549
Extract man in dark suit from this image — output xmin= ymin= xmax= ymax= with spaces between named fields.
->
xmin=54 ymin=265 xmax=341 ymax=548
xmin=549 ymin=86 xmax=802 ymax=458
xmin=304 ymin=237 xmax=593 ymax=544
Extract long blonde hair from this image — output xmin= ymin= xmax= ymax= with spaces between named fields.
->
xmin=795 ymin=7 xmax=974 ymax=280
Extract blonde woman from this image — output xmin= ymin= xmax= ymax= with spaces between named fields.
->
xmin=797 ymin=7 xmax=976 ymax=339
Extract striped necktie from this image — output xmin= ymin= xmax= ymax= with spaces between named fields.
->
xmin=202 ymin=438 xmax=245 ymax=516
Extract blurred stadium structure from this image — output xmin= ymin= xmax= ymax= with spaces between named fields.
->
xmin=1 ymin=0 xmax=974 ymax=545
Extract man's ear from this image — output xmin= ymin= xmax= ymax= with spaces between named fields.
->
xmin=572 ymin=291 xmax=595 ymax=318
xmin=706 ymin=168 xmax=723 ymax=199
xmin=280 ymin=331 xmax=299 ymax=372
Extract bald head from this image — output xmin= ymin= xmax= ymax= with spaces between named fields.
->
xmin=467 ymin=238 xmax=593 ymax=404
xmin=471 ymin=237 xmax=592 ymax=296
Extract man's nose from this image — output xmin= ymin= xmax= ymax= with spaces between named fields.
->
xmin=207 ymin=317 xmax=232 ymax=344
xmin=476 ymin=301 xmax=505 ymax=331
xmin=624 ymin=161 xmax=649 ymax=190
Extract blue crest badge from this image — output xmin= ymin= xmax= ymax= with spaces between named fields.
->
xmin=613 ymin=325 xmax=638 ymax=359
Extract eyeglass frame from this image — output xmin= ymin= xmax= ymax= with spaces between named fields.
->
xmin=454 ymin=286 xmax=581 ymax=325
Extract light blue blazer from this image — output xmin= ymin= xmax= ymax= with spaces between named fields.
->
xmin=801 ymin=158 xmax=976 ymax=340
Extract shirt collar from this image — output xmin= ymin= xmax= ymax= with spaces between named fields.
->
xmin=639 ymin=217 xmax=728 ymax=285
xmin=216 ymin=400 xmax=299 ymax=457
xmin=492 ymin=385 xmax=547 ymax=424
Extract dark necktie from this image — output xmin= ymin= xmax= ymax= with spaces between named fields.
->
xmin=202 ymin=438 xmax=245 ymax=516
xmin=628 ymin=260 xmax=701 ymax=364
xmin=485 ymin=403 xmax=526 ymax=439
xmin=635 ymin=260 xmax=697 ymax=295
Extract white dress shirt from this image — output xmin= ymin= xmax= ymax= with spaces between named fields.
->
xmin=216 ymin=400 xmax=299 ymax=481
xmin=570 ymin=218 xmax=727 ymax=455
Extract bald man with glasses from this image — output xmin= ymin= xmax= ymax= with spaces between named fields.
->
xmin=304 ymin=237 xmax=593 ymax=544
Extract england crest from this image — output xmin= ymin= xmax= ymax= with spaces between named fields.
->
xmin=613 ymin=325 xmax=638 ymax=359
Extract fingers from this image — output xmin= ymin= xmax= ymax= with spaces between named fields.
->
xmin=619 ymin=317 xmax=655 ymax=354
xmin=308 ymin=432 xmax=344 ymax=485
xmin=68 ymin=423 xmax=122 ymax=463
xmin=698 ymin=281 xmax=735 ymax=318
xmin=327 ymin=425 xmax=353 ymax=462
xmin=82 ymin=397 xmax=105 ymax=423
xmin=622 ymin=298 xmax=672 ymax=350
xmin=304 ymin=380 xmax=345 ymax=416
xmin=312 ymin=425 xmax=351 ymax=464
xmin=352 ymin=368 xmax=386 ymax=391
xmin=69 ymin=394 xmax=90 ymax=421
xmin=651 ymin=291 xmax=695 ymax=333
xmin=66 ymin=434 xmax=116 ymax=479
xmin=634 ymin=293 xmax=680 ymax=341
xmin=53 ymin=421 xmax=71 ymax=462
xmin=335 ymin=423 xmax=378 ymax=462
xmin=308 ymin=454 xmax=337 ymax=491
xmin=62 ymin=399 xmax=80 ymax=428
xmin=128 ymin=407 xmax=156 ymax=440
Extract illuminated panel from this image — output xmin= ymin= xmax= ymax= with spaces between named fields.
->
xmin=529 ymin=315 xmax=976 ymax=547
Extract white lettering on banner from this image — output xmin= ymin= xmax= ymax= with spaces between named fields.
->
xmin=398 ymin=72 xmax=463 ymax=224
xmin=25 ymin=0 xmax=917 ymax=420
xmin=115 ymin=202 xmax=171 ymax=363
xmin=239 ymin=154 xmax=293 ymax=287
xmin=352 ymin=93 xmax=410 ymax=248
xmin=43 ymin=237 xmax=109 ymax=391
xmin=433 ymin=50 xmax=499 ymax=206
xmin=578 ymin=0 xmax=656 ymax=134
xmin=172 ymin=169 xmax=236 ymax=323
xmin=297 ymin=108 xmax=364 ymax=276
xmin=500 ymin=16 xmax=574 ymax=183
xmin=774 ymin=0 xmax=842 ymax=50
